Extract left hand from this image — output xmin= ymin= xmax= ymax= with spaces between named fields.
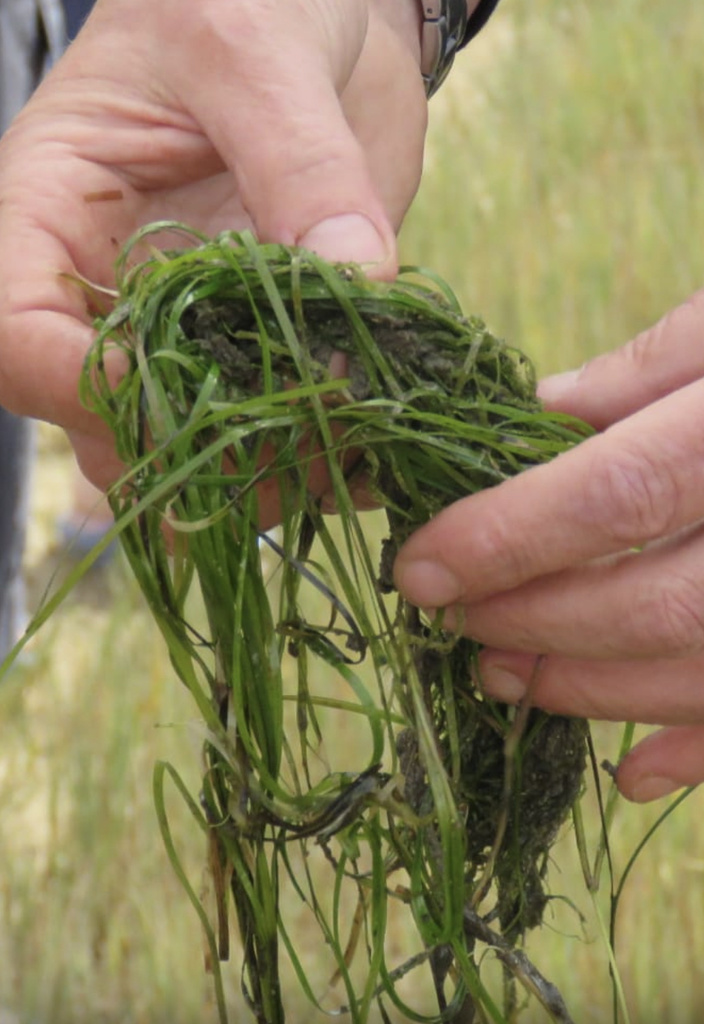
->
xmin=394 ymin=289 xmax=704 ymax=803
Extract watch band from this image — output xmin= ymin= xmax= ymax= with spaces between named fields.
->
xmin=419 ymin=0 xmax=468 ymax=98
xmin=419 ymin=0 xmax=502 ymax=98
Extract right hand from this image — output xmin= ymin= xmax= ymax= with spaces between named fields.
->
xmin=0 ymin=0 xmax=428 ymax=494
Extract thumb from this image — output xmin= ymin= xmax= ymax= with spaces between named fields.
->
xmin=538 ymin=288 xmax=704 ymax=428
xmin=169 ymin=0 xmax=406 ymax=277
xmin=615 ymin=725 xmax=704 ymax=803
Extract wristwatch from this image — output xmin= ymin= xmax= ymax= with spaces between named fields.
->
xmin=419 ymin=0 xmax=468 ymax=97
xmin=419 ymin=0 xmax=501 ymax=98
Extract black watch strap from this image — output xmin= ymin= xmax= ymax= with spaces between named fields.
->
xmin=464 ymin=0 xmax=502 ymax=46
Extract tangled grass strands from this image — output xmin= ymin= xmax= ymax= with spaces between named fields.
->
xmin=84 ymin=224 xmax=596 ymax=1023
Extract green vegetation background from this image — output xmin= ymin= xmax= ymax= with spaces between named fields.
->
xmin=3 ymin=1 xmax=704 ymax=1021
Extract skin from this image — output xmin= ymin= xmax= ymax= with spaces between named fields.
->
xmin=394 ymin=296 xmax=704 ymax=802
xmin=1 ymin=0 xmax=698 ymax=802
xmin=0 ymin=0 xmax=428 ymax=489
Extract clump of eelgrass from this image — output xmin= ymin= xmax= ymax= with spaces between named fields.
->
xmin=83 ymin=224 xmax=594 ymax=1024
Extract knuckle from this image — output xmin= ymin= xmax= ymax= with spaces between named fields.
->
xmin=630 ymin=291 xmax=704 ymax=370
xmin=471 ymin=510 xmax=536 ymax=590
xmin=645 ymin=576 xmax=704 ymax=655
xmin=582 ymin=446 xmax=680 ymax=547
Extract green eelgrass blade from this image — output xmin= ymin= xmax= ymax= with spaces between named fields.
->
xmin=153 ymin=760 xmax=229 ymax=1024
xmin=590 ymin=891 xmax=631 ymax=1024
xmin=612 ymin=785 xmax=696 ymax=919
xmin=591 ymin=723 xmax=637 ymax=889
xmin=602 ymin=786 xmax=695 ymax=1024
xmin=74 ymin=224 xmax=600 ymax=1023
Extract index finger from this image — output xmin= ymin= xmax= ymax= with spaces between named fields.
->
xmin=394 ymin=377 xmax=704 ymax=608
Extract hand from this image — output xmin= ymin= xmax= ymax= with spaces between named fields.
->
xmin=394 ymin=288 xmax=704 ymax=802
xmin=0 ymin=0 xmax=427 ymax=502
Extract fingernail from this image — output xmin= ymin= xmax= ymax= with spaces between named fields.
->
xmin=394 ymin=559 xmax=464 ymax=609
xmin=537 ymin=369 xmax=581 ymax=404
xmin=630 ymin=776 xmax=680 ymax=803
xmin=480 ymin=667 xmax=527 ymax=704
xmin=299 ymin=213 xmax=389 ymax=265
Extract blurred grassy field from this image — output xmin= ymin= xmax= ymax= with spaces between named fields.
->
xmin=402 ymin=0 xmax=704 ymax=374
xmin=3 ymin=0 xmax=704 ymax=1021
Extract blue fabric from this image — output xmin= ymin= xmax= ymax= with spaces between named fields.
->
xmin=62 ymin=0 xmax=95 ymax=41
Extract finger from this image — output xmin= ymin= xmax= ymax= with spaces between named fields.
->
xmin=0 ymin=95 xmax=143 ymax=428
xmin=0 ymin=299 xmax=100 ymax=431
xmin=444 ymin=521 xmax=704 ymax=660
xmin=165 ymin=1 xmax=426 ymax=276
xmin=394 ymin=378 xmax=704 ymax=610
xmin=478 ymin=648 xmax=704 ymax=726
xmin=615 ymin=726 xmax=704 ymax=803
xmin=539 ymin=288 xmax=704 ymax=429
xmin=68 ymin=428 xmax=127 ymax=494
xmin=0 ymin=198 xmax=130 ymax=431
xmin=338 ymin=6 xmax=426 ymax=229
